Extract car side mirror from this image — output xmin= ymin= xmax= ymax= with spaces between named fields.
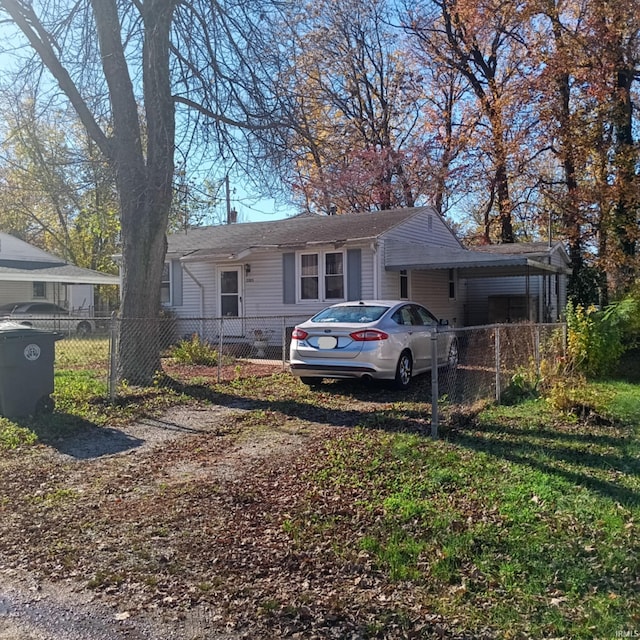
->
xmin=439 ymin=319 xmax=449 ymax=326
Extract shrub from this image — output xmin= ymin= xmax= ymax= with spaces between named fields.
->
xmin=565 ymin=299 xmax=636 ymax=377
xmin=170 ymin=334 xmax=219 ymax=366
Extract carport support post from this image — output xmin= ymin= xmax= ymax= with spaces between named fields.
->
xmin=431 ymin=331 xmax=439 ymax=439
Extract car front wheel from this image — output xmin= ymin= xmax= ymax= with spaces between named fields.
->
xmin=394 ymin=351 xmax=413 ymax=390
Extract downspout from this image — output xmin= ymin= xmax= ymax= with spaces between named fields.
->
xmin=182 ymin=262 xmax=205 ymax=335
xmin=372 ymin=240 xmax=379 ymax=299
xmin=526 ymin=265 xmax=530 ymax=321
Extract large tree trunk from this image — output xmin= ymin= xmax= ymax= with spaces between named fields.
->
xmin=92 ymin=0 xmax=176 ymax=384
xmin=610 ymin=64 xmax=637 ymax=296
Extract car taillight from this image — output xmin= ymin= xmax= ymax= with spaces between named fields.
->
xmin=291 ymin=328 xmax=309 ymax=340
xmin=349 ymin=329 xmax=389 ymax=341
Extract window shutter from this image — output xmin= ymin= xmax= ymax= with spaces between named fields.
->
xmin=171 ymin=260 xmax=183 ymax=306
xmin=347 ymin=248 xmax=361 ymax=300
xmin=283 ymin=253 xmax=296 ymax=304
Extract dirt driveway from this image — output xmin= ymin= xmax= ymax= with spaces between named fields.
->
xmin=0 ymin=402 xmax=341 ymax=639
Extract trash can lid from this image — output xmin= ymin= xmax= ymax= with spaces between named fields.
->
xmin=0 ymin=321 xmax=59 ymax=338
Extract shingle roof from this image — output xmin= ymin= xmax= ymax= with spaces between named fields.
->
xmin=168 ymin=207 xmax=427 ymax=257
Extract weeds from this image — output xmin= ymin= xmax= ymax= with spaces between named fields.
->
xmin=169 ymin=334 xmax=223 ymax=366
xmin=0 ymin=418 xmax=37 ymax=449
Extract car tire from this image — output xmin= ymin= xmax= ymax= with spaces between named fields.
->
xmin=300 ymin=376 xmax=322 ymax=387
xmin=447 ymin=339 xmax=459 ymax=370
xmin=394 ymin=351 xmax=413 ymax=390
xmin=76 ymin=321 xmax=92 ymax=336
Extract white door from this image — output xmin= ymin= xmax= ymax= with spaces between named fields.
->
xmin=218 ymin=267 xmax=243 ymax=335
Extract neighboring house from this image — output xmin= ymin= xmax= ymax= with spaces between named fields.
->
xmin=0 ymin=232 xmax=120 ymax=312
xmin=162 ymin=207 xmax=571 ymax=341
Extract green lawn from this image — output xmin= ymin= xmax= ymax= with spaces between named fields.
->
xmin=0 ymin=369 xmax=638 ymax=638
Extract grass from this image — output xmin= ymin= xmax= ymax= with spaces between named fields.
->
xmin=257 ymin=381 xmax=640 ymax=638
xmin=0 ymin=345 xmax=638 ymax=638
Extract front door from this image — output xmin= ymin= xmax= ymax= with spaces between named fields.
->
xmin=220 ymin=268 xmax=241 ymax=316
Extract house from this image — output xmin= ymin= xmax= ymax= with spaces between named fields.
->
xmin=0 ymin=232 xmax=120 ymax=312
xmin=162 ymin=207 xmax=571 ymax=342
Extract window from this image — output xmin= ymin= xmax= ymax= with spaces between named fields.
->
xmin=33 ymin=282 xmax=46 ymax=298
xmin=399 ymin=270 xmax=408 ymax=299
xmin=324 ymin=252 xmax=344 ymax=299
xmin=299 ymin=251 xmax=345 ymax=301
xmin=449 ymin=269 xmax=456 ymax=300
xmin=300 ymin=254 xmax=319 ymax=300
xmin=160 ymin=262 xmax=171 ymax=304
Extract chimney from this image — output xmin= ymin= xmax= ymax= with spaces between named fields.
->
xmin=227 ymin=208 xmax=238 ymax=224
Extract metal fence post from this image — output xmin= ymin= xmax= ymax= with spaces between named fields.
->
xmin=535 ymin=325 xmax=541 ymax=375
xmin=281 ymin=316 xmax=287 ymax=370
xmin=495 ymin=325 xmax=501 ymax=403
xmin=108 ymin=311 xmax=118 ymax=402
xmin=218 ymin=318 xmax=224 ymax=383
xmin=431 ymin=332 xmax=439 ymax=438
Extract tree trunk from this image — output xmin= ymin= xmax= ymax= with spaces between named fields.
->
xmin=611 ymin=64 xmax=637 ymax=295
xmin=91 ymin=0 xmax=176 ymax=384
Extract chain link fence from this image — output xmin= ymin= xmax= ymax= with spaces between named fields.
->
xmin=49 ymin=315 xmax=567 ymax=415
xmin=431 ymin=323 xmax=567 ymax=435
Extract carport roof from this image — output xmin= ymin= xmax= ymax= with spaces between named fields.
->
xmin=384 ymin=242 xmax=572 ymax=277
xmin=0 ymin=259 xmax=120 ymax=285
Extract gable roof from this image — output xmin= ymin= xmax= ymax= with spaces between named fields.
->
xmin=169 ymin=207 xmax=431 ymax=260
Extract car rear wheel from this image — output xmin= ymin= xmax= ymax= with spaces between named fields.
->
xmin=394 ymin=351 xmax=413 ymax=390
xmin=300 ymin=376 xmax=323 ymax=387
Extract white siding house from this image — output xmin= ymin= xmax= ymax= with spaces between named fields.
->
xmin=162 ymin=208 xmax=571 ymax=342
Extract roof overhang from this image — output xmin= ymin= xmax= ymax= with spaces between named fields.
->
xmin=384 ymin=242 xmax=572 ymax=277
xmin=0 ymin=262 xmax=120 ymax=285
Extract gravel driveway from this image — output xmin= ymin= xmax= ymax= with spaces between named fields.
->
xmin=1 ymin=402 xmax=317 ymax=640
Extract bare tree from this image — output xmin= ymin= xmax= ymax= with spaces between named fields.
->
xmin=261 ymin=0 xmax=436 ymax=214
xmin=0 ymin=0 xmax=280 ymax=383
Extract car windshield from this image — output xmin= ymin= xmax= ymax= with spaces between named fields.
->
xmin=311 ymin=305 xmax=389 ymax=324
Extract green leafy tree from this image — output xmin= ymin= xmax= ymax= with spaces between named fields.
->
xmin=0 ymin=96 xmax=120 ymax=273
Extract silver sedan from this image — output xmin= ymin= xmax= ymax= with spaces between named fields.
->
xmin=289 ymin=300 xmax=458 ymax=389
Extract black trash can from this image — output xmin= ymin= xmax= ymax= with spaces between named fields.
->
xmin=0 ymin=322 xmax=59 ymax=418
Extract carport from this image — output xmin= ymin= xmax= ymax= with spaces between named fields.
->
xmin=0 ymin=259 xmax=120 ymax=310
xmin=383 ymin=241 xmax=572 ymax=325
